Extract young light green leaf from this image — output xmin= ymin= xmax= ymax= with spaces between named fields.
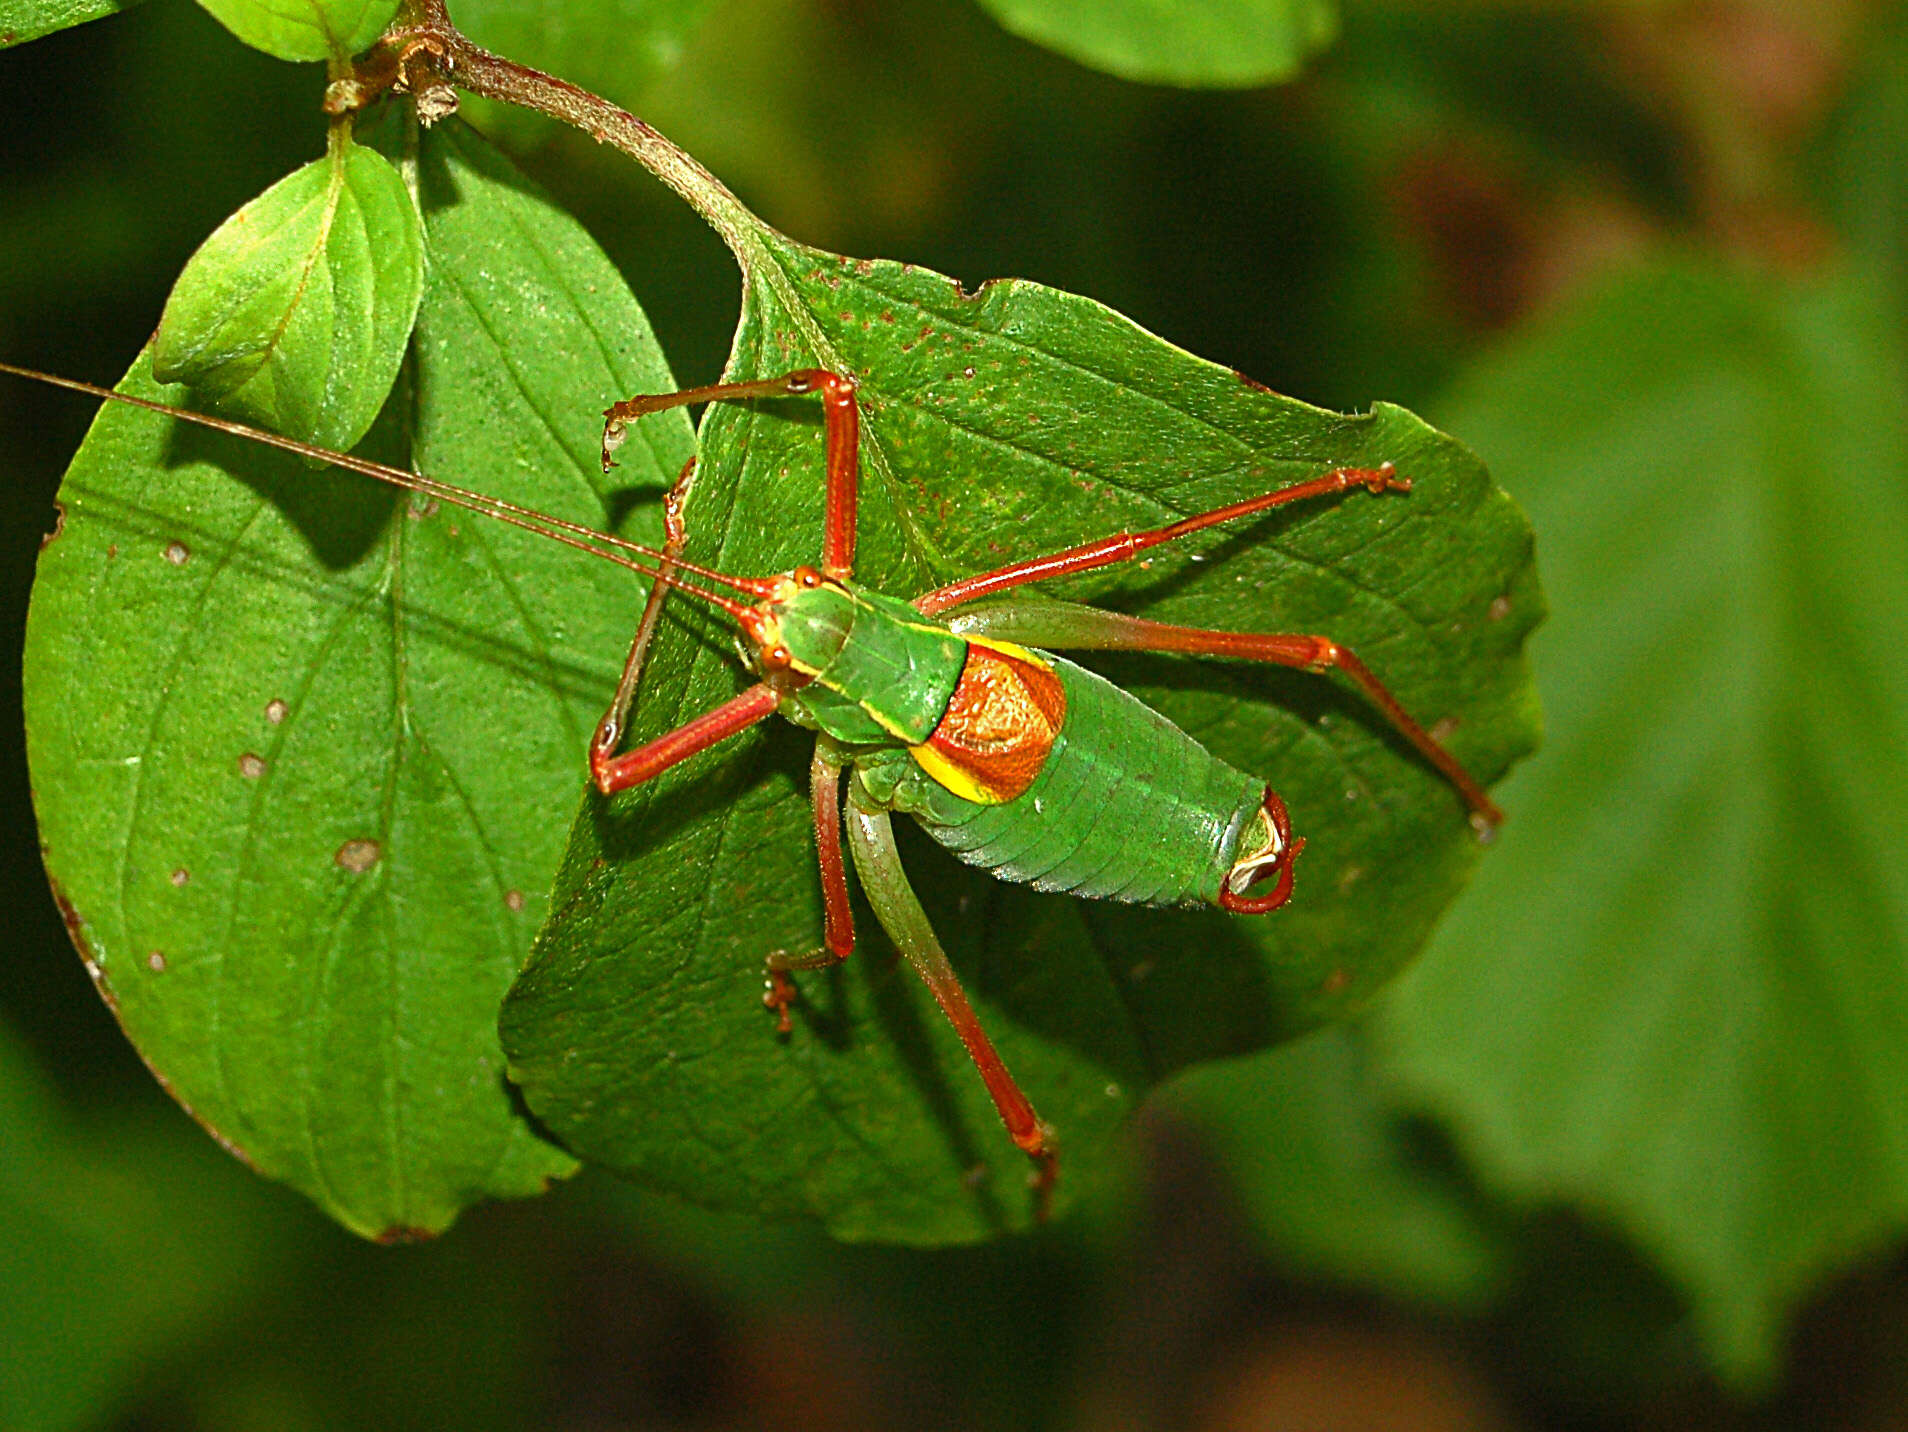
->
xmin=193 ymin=0 xmax=395 ymax=62
xmin=502 ymin=232 xmax=1542 ymax=1242
xmin=23 ymin=121 xmax=694 ymax=1239
xmin=972 ymin=0 xmax=1337 ymax=88
xmin=0 ymin=0 xmax=141 ymax=48
xmin=1375 ymin=261 xmax=1908 ymax=1389
xmin=153 ymin=137 xmax=422 ymax=454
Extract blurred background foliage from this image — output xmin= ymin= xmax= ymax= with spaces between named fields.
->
xmin=3 ymin=0 xmax=1907 ymax=1427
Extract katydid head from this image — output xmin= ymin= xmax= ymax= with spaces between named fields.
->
xmin=732 ymin=564 xmax=855 ymax=681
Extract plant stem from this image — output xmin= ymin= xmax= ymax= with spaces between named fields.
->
xmin=381 ymin=0 xmax=766 ymax=271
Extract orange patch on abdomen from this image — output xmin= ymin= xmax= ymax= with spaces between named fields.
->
xmin=919 ymin=643 xmax=1068 ymax=803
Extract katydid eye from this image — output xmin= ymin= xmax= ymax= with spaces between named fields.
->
xmin=793 ymin=565 xmax=823 ymax=587
xmin=763 ymin=644 xmax=793 ymax=669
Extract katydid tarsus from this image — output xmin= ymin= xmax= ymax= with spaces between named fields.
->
xmin=3 ymin=359 xmax=1502 ymax=1215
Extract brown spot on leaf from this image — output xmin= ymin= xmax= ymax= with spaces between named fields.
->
xmin=50 ymin=879 xmax=92 ymax=959
xmin=335 ymin=839 xmax=381 ymax=873
xmin=148 ymin=951 xmax=167 ymax=973
xmin=170 ymin=868 xmax=190 ymax=887
xmin=1430 ymin=716 xmax=1459 ymax=743
xmin=265 ymin=698 xmax=289 ymax=724
xmin=164 ymin=541 xmax=190 ymax=566
xmin=238 ymin=753 xmax=266 ymax=779
xmin=1321 ymin=967 xmax=1353 ymax=996
xmin=504 ymin=889 xmax=526 ymax=912
xmin=1489 ymin=594 xmax=1512 ymax=621
xmin=41 ymin=501 xmax=65 ymax=550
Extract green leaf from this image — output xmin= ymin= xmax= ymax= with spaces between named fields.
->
xmin=23 ymin=121 xmax=695 ymax=1238
xmin=1162 ymin=1025 xmax=1512 ymax=1307
xmin=1375 ymin=261 xmax=1908 ymax=1388
xmin=502 ymin=231 xmax=1542 ymax=1241
xmin=153 ymin=137 xmax=423 ymax=453
xmin=192 ymin=0 xmax=394 ymax=62
xmin=0 ymin=1020 xmax=295 ymax=1432
xmin=0 ymin=0 xmax=140 ymax=48
xmin=972 ymin=0 xmax=1337 ymax=88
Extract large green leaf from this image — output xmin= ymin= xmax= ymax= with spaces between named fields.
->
xmin=22 ymin=121 xmax=694 ymax=1238
xmin=502 ymin=230 xmax=1542 ymax=1241
xmin=193 ymin=0 xmax=394 ymax=62
xmin=1375 ymin=261 xmax=1908 ymax=1388
xmin=153 ymin=136 xmax=424 ymax=453
xmin=972 ymin=0 xmax=1337 ymax=88
xmin=0 ymin=0 xmax=139 ymax=47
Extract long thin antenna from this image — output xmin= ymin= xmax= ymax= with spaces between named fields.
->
xmin=0 ymin=360 xmax=772 ymax=611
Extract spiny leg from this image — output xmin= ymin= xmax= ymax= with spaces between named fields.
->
xmin=844 ymin=787 xmax=1058 ymax=1217
xmin=952 ymin=601 xmax=1502 ymax=833
xmin=914 ymin=462 xmax=1408 ymax=617
xmin=764 ymin=743 xmax=857 ymax=1032
xmin=602 ymin=368 xmax=863 ymax=577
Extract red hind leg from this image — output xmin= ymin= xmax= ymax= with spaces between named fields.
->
xmin=914 ymin=462 xmax=1407 ymax=616
xmin=950 ymin=601 xmax=1501 ymax=833
xmin=845 ymin=791 xmax=1057 ymax=1219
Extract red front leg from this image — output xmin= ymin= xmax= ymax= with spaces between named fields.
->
xmin=602 ymin=368 xmax=863 ymax=578
xmin=590 ymin=683 xmax=782 ymax=795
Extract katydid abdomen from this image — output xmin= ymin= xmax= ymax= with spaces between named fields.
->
xmin=856 ymin=656 xmax=1266 ymax=908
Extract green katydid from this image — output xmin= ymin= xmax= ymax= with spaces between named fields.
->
xmin=1 ymin=359 xmax=1500 ymax=1213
